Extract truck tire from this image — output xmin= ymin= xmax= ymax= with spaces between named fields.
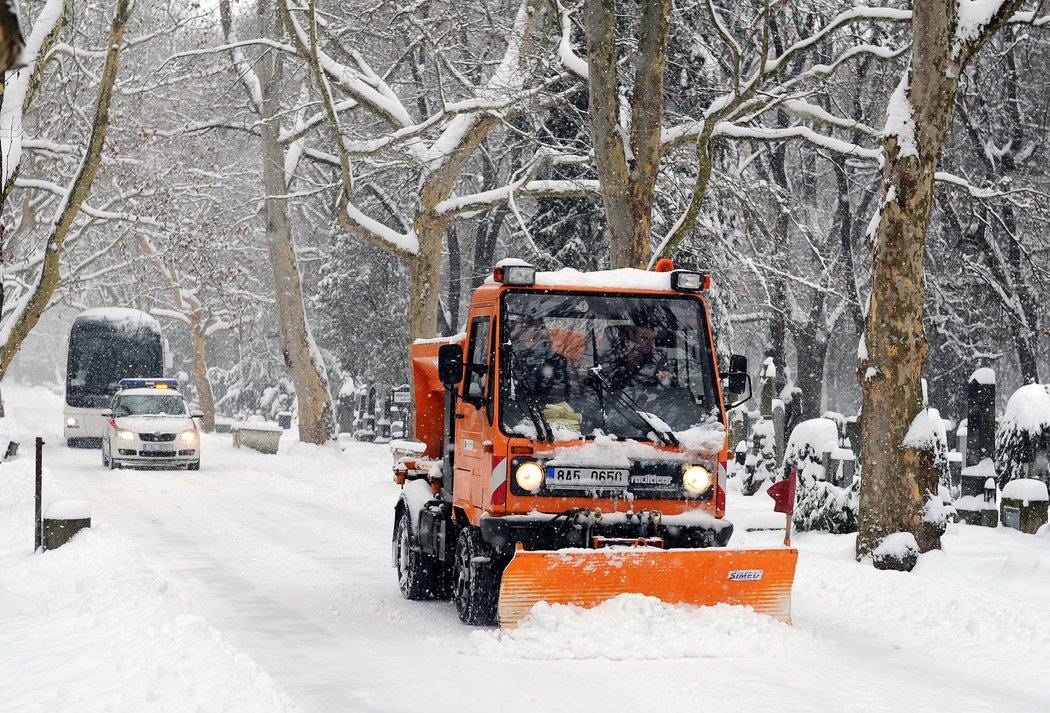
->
xmin=395 ymin=512 xmax=440 ymax=600
xmin=453 ymin=526 xmax=499 ymax=625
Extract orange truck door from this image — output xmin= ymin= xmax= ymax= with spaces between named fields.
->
xmin=455 ymin=315 xmax=493 ymax=521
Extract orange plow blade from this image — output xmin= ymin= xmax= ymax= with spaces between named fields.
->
xmin=497 ymin=546 xmax=798 ymax=629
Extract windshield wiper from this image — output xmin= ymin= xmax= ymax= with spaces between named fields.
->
xmin=586 ymin=366 xmax=678 ymax=447
xmin=501 ymin=343 xmax=553 ymax=442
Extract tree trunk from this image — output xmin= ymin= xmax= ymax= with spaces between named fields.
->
xmin=794 ymin=327 xmax=828 ymax=420
xmin=584 ymin=0 xmax=669 ymax=269
xmin=258 ymin=11 xmax=334 ymax=444
xmin=445 ymin=224 xmax=461 ymax=336
xmin=583 ymin=0 xmax=632 ymax=267
xmin=857 ymin=2 xmax=963 ymax=562
xmin=190 ymin=321 xmax=216 ymax=433
xmin=407 ymin=221 xmax=444 ymax=343
xmin=1003 ymin=205 xmax=1040 ymax=383
xmin=832 ymin=155 xmax=864 ymax=337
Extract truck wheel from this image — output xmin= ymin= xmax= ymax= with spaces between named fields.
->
xmin=395 ymin=513 xmax=438 ymax=600
xmin=453 ymin=526 xmax=499 ymax=625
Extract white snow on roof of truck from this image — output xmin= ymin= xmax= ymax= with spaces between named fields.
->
xmin=534 ymin=267 xmax=675 ymax=291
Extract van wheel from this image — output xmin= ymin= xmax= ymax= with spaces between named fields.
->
xmin=102 ymin=442 xmax=110 ymax=468
xmin=453 ymin=526 xmax=499 ymax=625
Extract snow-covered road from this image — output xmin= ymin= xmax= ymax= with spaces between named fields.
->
xmin=2 ymin=384 xmax=1049 ymax=712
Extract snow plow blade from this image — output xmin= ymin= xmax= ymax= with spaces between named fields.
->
xmin=497 ymin=546 xmax=798 ymax=628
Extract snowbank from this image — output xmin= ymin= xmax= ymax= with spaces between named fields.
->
xmin=0 ymin=529 xmax=296 ymax=712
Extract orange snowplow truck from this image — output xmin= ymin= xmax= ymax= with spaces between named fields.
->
xmin=392 ymin=260 xmax=798 ymax=627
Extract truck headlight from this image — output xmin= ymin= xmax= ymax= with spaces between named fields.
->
xmin=179 ymin=429 xmax=198 ymax=444
xmin=683 ymin=465 xmax=713 ymax=495
xmin=514 ymin=461 xmax=544 ymax=492
xmin=66 ymin=417 xmax=79 ymax=428
xmin=117 ymin=429 xmax=136 ymax=441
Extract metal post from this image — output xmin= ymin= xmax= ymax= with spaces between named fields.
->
xmin=34 ymin=436 xmax=44 ymax=551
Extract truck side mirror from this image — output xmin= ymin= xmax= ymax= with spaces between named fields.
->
xmin=727 ymin=354 xmax=748 ymax=395
xmin=724 ymin=354 xmax=752 ymax=408
xmin=438 ymin=344 xmax=464 ymax=388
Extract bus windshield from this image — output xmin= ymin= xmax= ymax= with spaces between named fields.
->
xmin=66 ymin=318 xmax=163 ymax=408
xmin=499 ymin=291 xmax=721 ymax=441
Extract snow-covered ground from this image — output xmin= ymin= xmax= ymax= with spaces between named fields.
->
xmin=1 ymin=383 xmax=1048 ymax=712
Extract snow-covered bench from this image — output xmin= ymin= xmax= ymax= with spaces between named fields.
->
xmin=232 ymin=423 xmax=282 ymax=454
xmin=212 ymin=418 xmax=235 ymax=434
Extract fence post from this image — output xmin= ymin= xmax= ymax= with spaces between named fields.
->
xmin=34 ymin=437 xmax=44 ymax=552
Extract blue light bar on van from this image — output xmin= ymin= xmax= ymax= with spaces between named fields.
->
xmin=118 ymin=378 xmax=179 ymax=390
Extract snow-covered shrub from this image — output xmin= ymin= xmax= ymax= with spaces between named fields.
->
xmin=783 ymin=418 xmax=859 ymax=534
xmin=995 ymin=384 xmax=1050 ymax=488
xmin=741 ymin=419 xmax=777 ymax=496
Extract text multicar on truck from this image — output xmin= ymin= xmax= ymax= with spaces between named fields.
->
xmin=392 ymin=259 xmax=798 ymax=627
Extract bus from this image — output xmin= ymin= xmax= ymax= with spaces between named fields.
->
xmin=64 ymin=308 xmax=166 ymax=447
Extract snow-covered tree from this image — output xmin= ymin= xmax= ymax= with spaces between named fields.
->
xmin=786 ymin=417 xmax=860 ymax=535
xmin=995 ymin=383 xmax=1050 ymax=487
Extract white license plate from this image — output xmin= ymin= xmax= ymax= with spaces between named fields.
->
xmin=142 ymin=442 xmax=173 ymax=452
xmin=545 ymin=466 xmax=629 ymax=489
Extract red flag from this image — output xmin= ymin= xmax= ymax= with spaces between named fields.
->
xmin=767 ymin=465 xmax=798 ymax=546
xmin=767 ymin=465 xmax=798 ymax=514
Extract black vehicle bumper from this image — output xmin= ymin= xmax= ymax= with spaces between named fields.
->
xmin=479 ymin=510 xmax=734 ymax=554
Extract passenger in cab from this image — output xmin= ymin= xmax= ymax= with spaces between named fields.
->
xmin=601 ymin=322 xmax=676 ymax=389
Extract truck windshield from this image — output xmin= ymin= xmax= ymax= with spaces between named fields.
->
xmin=499 ymin=291 xmax=721 ymax=441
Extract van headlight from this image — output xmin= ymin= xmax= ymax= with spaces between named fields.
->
xmin=116 ymin=429 xmax=136 ymax=441
xmin=66 ymin=417 xmax=79 ymax=428
xmin=514 ymin=461 xmax=544 ymax=492
xmin=683 ymin=465 xmax=713 ymax=495
xmin=179 ymin=429 xmax=198 ymax=444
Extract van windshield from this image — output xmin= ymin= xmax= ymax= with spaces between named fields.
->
xmin=499 ymin=291 xmax=721 ymax=441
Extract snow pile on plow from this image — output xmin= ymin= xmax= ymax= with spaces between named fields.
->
xmin=471 ymin=593 xmax=815 ymax=660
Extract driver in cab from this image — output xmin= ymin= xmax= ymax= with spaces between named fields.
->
xmin=510 ymin=317 xmax=569 ymax=403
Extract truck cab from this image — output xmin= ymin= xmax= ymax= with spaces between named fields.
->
xmin=393 ymin=261 xmax=787 ymax=628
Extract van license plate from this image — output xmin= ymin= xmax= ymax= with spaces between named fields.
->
xmin=143 ymin=443 xmax=173 ymax=452
xmin=545 ymin=467 xmax=629 ymax=489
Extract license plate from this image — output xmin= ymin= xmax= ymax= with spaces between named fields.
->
xmin=142 ymin=442 xmax=173 ymax=452
xmin=545 ymin=466 xmax=629 ymax=489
